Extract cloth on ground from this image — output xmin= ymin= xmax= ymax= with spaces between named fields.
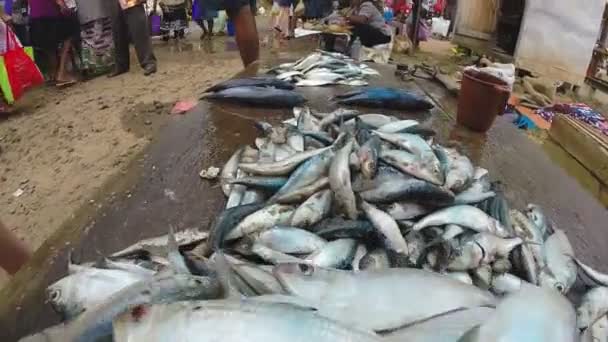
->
xmin=536 ymin=103 xmax=608 ymax=136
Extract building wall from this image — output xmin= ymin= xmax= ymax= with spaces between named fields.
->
xmin=454 ymin=0 xmax=499 ymax=40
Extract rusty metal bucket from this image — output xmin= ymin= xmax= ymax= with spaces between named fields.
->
xmin=457 ymin=70 xmax=511 ymax=132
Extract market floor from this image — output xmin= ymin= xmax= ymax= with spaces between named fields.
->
xmin=0 ymin=27 xmax=250 ymax=286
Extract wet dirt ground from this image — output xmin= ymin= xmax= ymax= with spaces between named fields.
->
xmin=2 ymin=35 xmax=608 ymax=340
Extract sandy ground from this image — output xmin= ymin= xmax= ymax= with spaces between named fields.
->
xmin=0 ymin=29 xmax=244 ymax=285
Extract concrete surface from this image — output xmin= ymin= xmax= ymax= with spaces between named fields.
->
xmin=2 ymin=55 xmax=608 ymax=341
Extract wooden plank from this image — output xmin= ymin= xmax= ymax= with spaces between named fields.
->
xmin=549 ymin=115 xmax=608 ymax=186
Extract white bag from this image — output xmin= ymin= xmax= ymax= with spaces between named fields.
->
xmin=214 ymin=10 xmax=227 ymax=33
xmin=431 ymin=17 xmax=450 ymax=37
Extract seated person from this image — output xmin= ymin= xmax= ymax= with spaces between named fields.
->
xmin=347 ymin=0 xmax=391 ymax=47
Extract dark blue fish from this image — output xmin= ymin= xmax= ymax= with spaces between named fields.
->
xmin=334 ymin=87 xmax=434 ymax=110
xmin=204 ymin=76 xmax=295 ymax=93
xmin=229 ymin=176 xmax=288 ymax=192
xmin=203 ymin=86 xmax=307 ymax=108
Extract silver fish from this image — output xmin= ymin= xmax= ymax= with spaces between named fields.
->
xmin=257 ymin=226 xmax=327 ymax=254
xmin=306 ymin=238 xmax=357 ymax=268
xmin=413 ymin=205 xmax=509 ymax=238
xmin=490 ymin=273 xmax=531 ymax=295
xmin=319 ymin=108 xmax=360 ymax=129
xmin=359 ymin=177 xmax=454 ymax=205
xmin=329 ymin=137 xmax=358 ymax=219
xmin=225 ymin=204 xmax=295 ymax=241
xmin=226 ymin=169 xmax=247 ymax=209
xmin=526 ymin=203 xmax=550 ymax=239
xmin=373 ymin=131 xmax=436 ymax=158
xmin=445 ymin=271 xmax=474 ymax=285
xmin=111 ymin=228 xmax=209 ymax=258
xmin=295 ymin=106 xmax=321 ymax=132
xmin=459 ymin=285 xmax=576 ymax=342
xmin=273 ymin=264 xmax=496 ymax=332
xmin=376 ymin=120 xmax=419 ymax=133
xmin=454 ymin=181 xmax=496 ymax=204
xmin=580 ymin=315 xmax=608 ymax=342
xmin=239 ymin=146 xmax=331 ymax=176
xmin=574 ymin=258 xmax=608 ymax=287
xmin=251 ymin=242 xmax=303 ymax=264
xmin=444 ymin=149 xmax=474 ymax=192
xmin=510 ymin=209 xmax=544 ymax=267
xmin=220 ymin=147 xmax=244 ymax=197
xmin=539 ymin=229 xmax=576 ymax=294
xmin=358 ymin=113 xmax=397 ymax=128
xmin=385 ymin=202 xmax=431 ymax=221
xmin=380 ymin=149 xmax=443 ymax=185
xmin=22 ymin=273 xmax=222 ymax=342
xmin=231 ymin=262 xmax=285 ymax=295
xmin=112 ymin=299 xmax=382 ymax=342
xmin=361 ymin=201 xmax=409 ymax=256
xmin=442 ymin=224 xmax=466 ymax=240
xmin=358 ymin=135 xmax=381 ymax=179
xmin=291 ymin=189 xmax=332 ymax=227
xmin=577 ymin=287 xmax=608 ymax=330
xmin=241 ymin=189 xmax=266 ymax=205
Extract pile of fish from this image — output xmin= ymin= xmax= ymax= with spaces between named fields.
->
xmin=268 ymin=50 xmax=379 ymax=87
xmin=21 ymin=112 xmax=608 ymax=341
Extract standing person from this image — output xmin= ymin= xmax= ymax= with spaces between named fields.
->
xmin=348 ymin=0 xmax=391 ymax=47
xmin=75 ymin=0 xmax=115 ymax=77
xmin=159 ymin=0 xmax=189 ymax=40
xmin=109 ymin=0 xmax=157 ymax=77
xmin=444 ymin=0 xmax=456 ymax=35
xmin=0 ymin=220 xmax=31 ymax=275
xmin=28 ymin=0 xmax=80 ymax=85
xmin=193 ymin=0 xmax=217 ymax=39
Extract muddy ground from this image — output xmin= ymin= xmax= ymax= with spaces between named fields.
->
xmin=0 ymin=29 xmax=246 ymax=286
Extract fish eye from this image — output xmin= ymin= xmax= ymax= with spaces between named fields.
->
xmin=49 ymin=289 xmax=61 ymax=302
xmin=298 ymin=263 xmax=314 ymax=276
xmin=555 ymin=283 xmax=565 ymax=292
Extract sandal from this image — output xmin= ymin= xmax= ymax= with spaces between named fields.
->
xmin=56 ymin=79 xmax=77 ymax=88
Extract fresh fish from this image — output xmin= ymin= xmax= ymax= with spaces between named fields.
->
xmin=358 ymin=113 xmax=397 ymax=128
xmin=447 ymin=239 xmax=484 ymax=271
xmin=444 ymin=150 xmax=474 ymax=192
xmin=251 ymin=242 xmax=303 ymax=264
xmin=112 ymin=300 xmax=382 ymax=342
xmin=359 ymin=248 xmax=390 ymax=271
xmin=204 ymin=76 xmax=295 ymax=92
xmin=306 ymin=238 xmax=358 ymax=268
xmin=226 ymin=169 xmax=247 ymax=209
xmin=376 ymin=120 xmax=419 ymax=133
xmin=445 ymin=271 xmax=474 ymax=285
xmin=459 ymin=285 xmax=576 ymax=342
xmin=301 ymin=130 xmax=334 ymax=146
xmin=454 ymin=181 xmax=496 ymax=205
xmin=257 ymin=226 xmax=327 ymax=254
xmin=490 ymin=273 xmax=531 ymax=295
xmin=352 ymin=244 xmax=368 ymax=271
xmin=319 ymin=108 xmax=360 ymax=129
xmin=291 ymin=189 xmax=332 ymax=227
xmin=225 ymin=204 xmax=295 ymax=241
xmin=277 ymin=70 xmax=304 ymax=81
xmin=360 ymin=177 xmax=454 ymax=206
xmin=329 ymin=137 xmax=358 ymax=219
xmin=239 ymin=146 xmax=331 ymax=176
xmin=274 ymin=144 xmax=297 ymax=161
xmin=295 ymin=106 xmax=321 ymax=132
xmin=207 ymin=203 xmax=265 ymax=252
xmin=274 ymin=265 xmax=495 ymax=332
xmin=574 ymin=258 xmax=608 ymax=287
xmin=220 ymin=147 xmax=244 ymax=197
xmin=581 ymin=315 xmax=608 ymax=342
xmin=538 ymin=229 xmax=576 ymax=294
xmin=510 ymin=209 xmax=544 ymax=267
xmin=577 ymin=287 xmax=608 ymax=330
xmin=442 ymin=224 xmax=466 ymax=240
xmin=111 ymin=228 xmax=209 ymax=258
xmin=229 ymin=176 xmax=288 ymax=192
xmin=272 ymin=176 xmax=330 ymax=203
xmin=240 ymin=189 xmax=265 ymax=205
xmin=311 ymin=218 xmax=375 ymax=240
xmin=361 ymin=201 xmax=410 ymax=257
xmin=22 ymin=273 xmax=222 ymax=342
xmin=405 ymin=230 xmax=426 ymax=266
xmin=357 ymin=135 xmax=381 ymax=178
xmin=474 ymin=233 xmax=523 ymax=262
xmin=231 ymin=262 xmax=285 ymax=295
xmin=380 ymin=149 xmax=443 ymax=185
xmin=46 ymin=267 xmax=151 ymax=320
xmin=526 ymin=203 xmax=550 ymax=239
xmin=414 ymin=205 xmax=510 ymax=238
xmin=334 ymin=87 xmax=434 ymax=111
xmin=373 ymin=131 xmax=436 ymax=159
xmin=385 ymin=202 xmax=431 ymax=221
xmin=269 ymin=149 xmax=334 ymax=203
xmin=203 ymin=86 xmax=306 ymax=108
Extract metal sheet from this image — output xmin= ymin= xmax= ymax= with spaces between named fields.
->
xmin=515 ymin=0 xmax=605 ymax=84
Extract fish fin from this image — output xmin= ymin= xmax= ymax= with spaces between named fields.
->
xmin=457 ymin=325 xmax=481 ymax=342
xmin=167 ymin=225 xmax=190 ymax=274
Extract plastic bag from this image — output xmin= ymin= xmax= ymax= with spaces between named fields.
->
xmin=0 ymin=25 xmax=43 ymax=103
xmin=214 ymin=10 xmax=227 ymax=33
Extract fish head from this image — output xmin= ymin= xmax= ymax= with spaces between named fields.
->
xmin=273 ymin=263 xmax=338 ymax=301
xmin=538 ymin=270 xmax=568 ymax=294
xmin=420 ymin=155 xmax=444 ymax=185
xmin=46 ymin=280 xmax=82 ymax=319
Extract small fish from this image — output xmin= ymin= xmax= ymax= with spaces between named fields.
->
xmin=361 ymin=201 xmax=409 ymax=256
xmin=229 ymin=176 xmax=288 ymax=192
xmin=360 ymin=177 xmax=454 ymax=206
xmin=385 ymin=202 xmax=431 ymax=221
xmin=490 ymin=273 xmax=530 ymax=295
xmin=334 ymin=87 xmax=434 ymax=111
xmin=306 ymin=238 xmax=358 ymax=269
xmin=444 ymin=150 xmax=474 ymax=192
xmin=414 ymin=205 xmax=510 ymax=238
xmin=376 ymin=120 xmax=419 ymax=133
xmin=240 ymin=189 xmax=266 ymax=205
xmin=225 ymin=204 xmax=296 ymax=241
xmin=257 ymin=226 xmax=327 ymax=254
xmin=538 ymin=229 xmax=576 ymax=293
xmin=380 ymin=149 xmax=443 ymax=185
xmin=442 ymin=224 xmax=466 ymax=240
xmin=295 ymin=106 xmax=321 ymax=132
xmin=272 ymin=177 xmax=330 ymax=204
xmin=454 ymin=181 xmax=496 ymax=204
xmin=251 ymin=242 xmax=304 ymax=264
xmin=111 ymin=228 xmax=209 ymax=258
xmin=319 ymin=108 xmax=361 ymax=129
xmin=577 ymin=287 xmax=608 ymax=330
xmin=311 ymin=218 xmax=375 ymax=240
xmin=203 ymin=86 xmax=306 ymax=108
xmin=220 ymin=147 xmax=244 ymax=197
xmin=358 ymin=113 xmax=396 ymax=128
xmin=239 ymin=146 xmax=331 ymax=176
xmin=359 ymin=248 xmax=390 ymax=271
xmin=373 ymin=131 xmax=436 ymax=159
xmin=230 ymin=262 xmax=285 ymax=295
xmin=329 ymin=137 xmax=358 ymax=219
xmin=357 ymin=135 xmax=381 ymax=179
xmin=207 ymin=203 xmax=265 ymax=252
xmin=510 ymin=209 xmax=544 ymax=267
xmin=204 ymin=76 xmax=295 ymax=92
xmin=226 ymin=169 xmax=247 ymax=209
xmin=526 ymin=203 xmax=551 ymax=239
xmin=291 ymin=189 xmax=333 ymax=227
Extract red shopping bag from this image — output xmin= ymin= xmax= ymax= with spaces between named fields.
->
xmin=1 ymin=27 xmax=44 ymax=102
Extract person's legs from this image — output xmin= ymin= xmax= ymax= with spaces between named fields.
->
xmin=207 ymin=19 xmax=214 ymax=36
xmin=56 ymin=39 xmax=77 ymax=84
xmin=110 ymin=2 xmax=131 ymax=74
xmin=351 ymin=23 xmax=390 ymax=47
xmin=231 ymin=5 xmax=259 ymax=66
xmin=0 ymin=220 xmax=31 ymax=275
xmin=124 ymin=4 xmax=157 ymax=74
